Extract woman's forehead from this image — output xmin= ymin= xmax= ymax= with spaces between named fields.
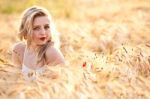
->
xmin=33 ymin=16 xmax=50 ymax=26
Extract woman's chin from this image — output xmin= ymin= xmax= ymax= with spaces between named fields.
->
xmin=37 ymin=41 xmax=47 ymax=45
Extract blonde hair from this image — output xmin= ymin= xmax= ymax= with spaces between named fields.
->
xmin=19 ymin=6 xmax=60 ymax=63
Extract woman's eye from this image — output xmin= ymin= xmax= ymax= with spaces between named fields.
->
xmin=33 ymin=27 xmax=40 ymax=31
xmin=44 ymin=25 xmax=50 ymax=30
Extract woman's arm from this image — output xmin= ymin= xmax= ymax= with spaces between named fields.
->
xmin=11 ymin=42 xmax=25 ymax=67
xmin=12 ymin=46 xmax=21 ymax=67
xmin=45 ymin=46 xmax=65 ymax=66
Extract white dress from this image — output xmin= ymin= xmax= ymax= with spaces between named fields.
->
xmin=22 ymin=64 xmax=46 ymax=80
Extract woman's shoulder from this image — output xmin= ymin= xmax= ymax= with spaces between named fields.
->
xmin=45 ymin=45 xmax=65 ymax=65
xmin=45 ymin=44 xmax=64 ymax=59
xmin=46 ymin=45 xmax=59 ymax=56
xmin=12 ymin=41 xmax=26 ymax=53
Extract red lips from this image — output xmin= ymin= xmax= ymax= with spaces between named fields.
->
xmin=39 ymin=37 xmax=46 ymax=41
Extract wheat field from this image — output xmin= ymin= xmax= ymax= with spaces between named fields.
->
xmin=0 ymin=0 xmax=150 ymax=99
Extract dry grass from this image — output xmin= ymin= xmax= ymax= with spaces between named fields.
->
xmin=0 ymin=0 xmax=150 ymax=99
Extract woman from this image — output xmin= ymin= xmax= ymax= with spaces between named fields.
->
xmin=12 ymin=6 xmax=65 ymax=80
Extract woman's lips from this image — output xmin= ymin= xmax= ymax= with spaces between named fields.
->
xmin=39 ymin=37 xmax=46 ymax=41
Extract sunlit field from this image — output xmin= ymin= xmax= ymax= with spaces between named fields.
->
xmin=0 ymin=0 xmax=150 ymax=99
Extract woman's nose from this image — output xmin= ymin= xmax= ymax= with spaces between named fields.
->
xmin=40 ymin=27 xmax=46 ymax=35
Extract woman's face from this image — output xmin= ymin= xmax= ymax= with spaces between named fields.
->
xmin=32 ymin=16 xmax=51 ymax=45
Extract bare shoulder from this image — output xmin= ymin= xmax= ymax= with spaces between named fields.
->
xmin=45 ymin=45 xmax=65 ymax=65
xmin=12 ymin=41 xmax=26 ymax=66
xmin=12 ymin=42 xmax=26 ymax=54
xmin=46 ymin=45 xmax=59 ymax=54
xmin=46 ymin=45 xmax=63 ymax=59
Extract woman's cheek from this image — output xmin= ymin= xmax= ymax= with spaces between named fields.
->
xmin=47 ymin=32 xmax=51 ymax=38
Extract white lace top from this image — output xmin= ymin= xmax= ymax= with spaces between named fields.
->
xmin=22 ymin=64 xmax=46 ymax=80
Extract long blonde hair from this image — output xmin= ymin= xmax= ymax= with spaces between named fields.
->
xmin=19 ymin=6 xmax=60 ymax=63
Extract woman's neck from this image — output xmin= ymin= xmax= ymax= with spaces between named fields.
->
xmin=28 ymin=43 xmax=41 ymax=53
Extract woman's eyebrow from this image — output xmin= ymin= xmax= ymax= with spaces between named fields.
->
xmin=33 ymin=25 xmax=40 ymax=27
xmin=33 ymin=23 xmax=50 ymax=27
xmin=44 ymin=24 xmax=49 ymax=26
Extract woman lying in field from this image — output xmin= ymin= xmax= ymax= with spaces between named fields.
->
xmin=11 ymin=6 xmax=65 ymax=80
